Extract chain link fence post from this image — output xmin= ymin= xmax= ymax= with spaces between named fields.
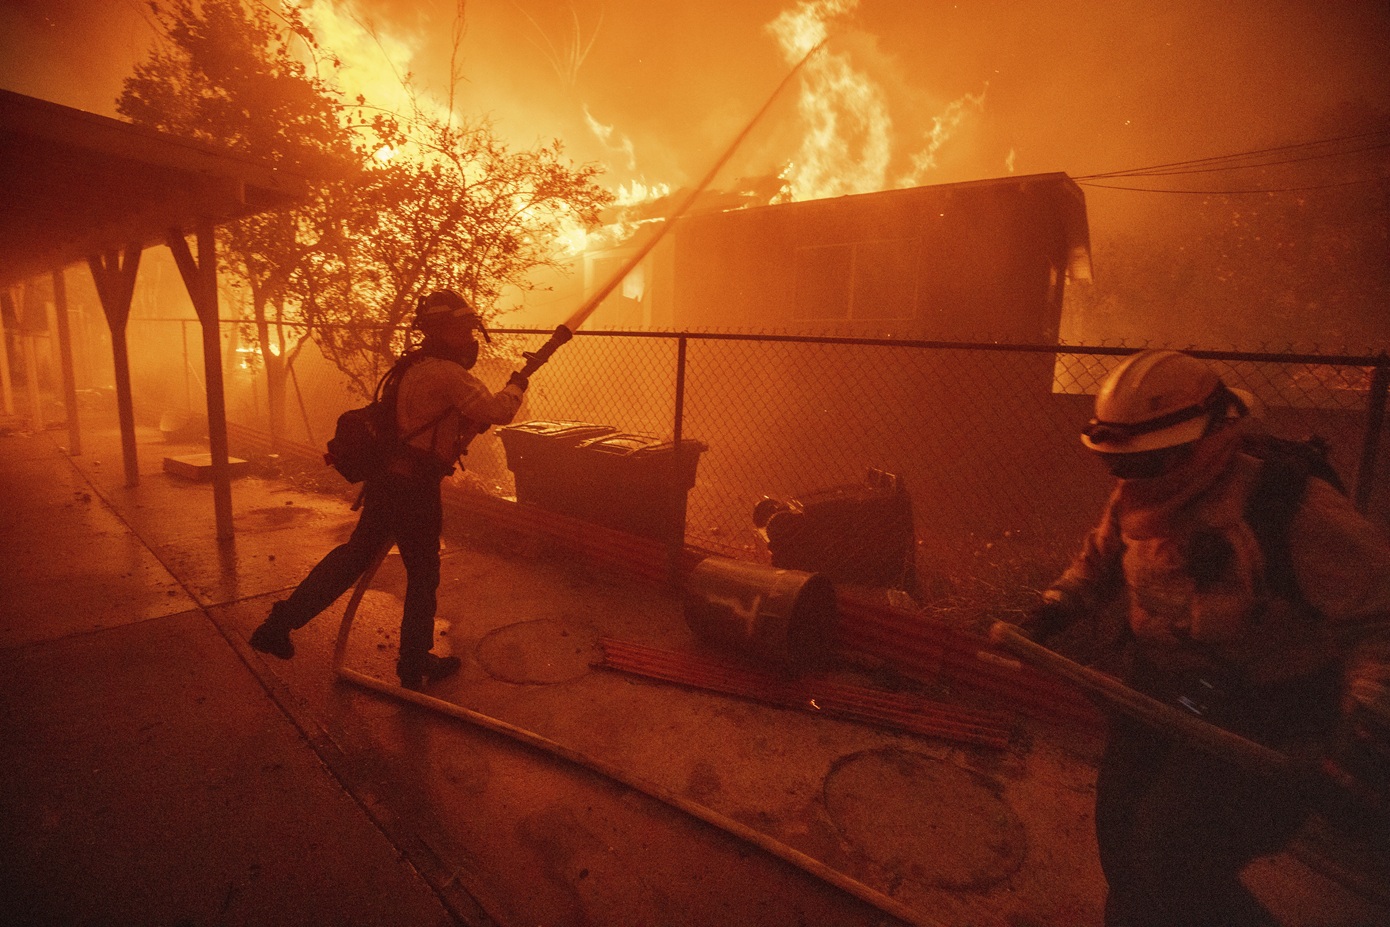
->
xmin=1354 ymin=353 xmax=1389 ymax=513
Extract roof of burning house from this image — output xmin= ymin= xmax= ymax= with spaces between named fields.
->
xmin=604 ymin=171 xmax=1093 ymax=285
xmin=0 ymin=89 xmax=309 ymax=288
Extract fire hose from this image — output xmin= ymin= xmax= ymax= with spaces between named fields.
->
xmin=989 ymin=621 xmax=1390 ymax=906
xmin=988 ymin=622 xmax=1294 ymax=773
xmin=327 ymin=40 xmax=966 ymax=927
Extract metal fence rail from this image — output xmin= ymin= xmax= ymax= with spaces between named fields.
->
xmin=121 ymin=317 xmax=1389 ymax=614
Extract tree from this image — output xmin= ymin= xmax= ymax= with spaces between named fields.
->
xmin=119 ymin=0 xmax=614 ymax=422
xmin=118 ymin=0 xmax=365 ymax=449
xmin=301 ymin=108 xmax=613 ymax=397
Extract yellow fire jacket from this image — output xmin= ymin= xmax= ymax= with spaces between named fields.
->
xmin=394 ymin=356 xmax=524 ymax=470
xmin=1049 ymin=433 xmax=1390 ymax=693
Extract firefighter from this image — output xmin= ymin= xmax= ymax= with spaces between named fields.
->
xmin=1022 ymin=349 xmax=1390 ymax=927
xmin=250 ymin=290 xmax=527 ymax=690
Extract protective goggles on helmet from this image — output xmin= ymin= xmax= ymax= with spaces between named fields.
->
xmin=414 ymin=290 xmax=491 ymax=341
xmin=1082 ymin=383 xmax=1245 ymax=448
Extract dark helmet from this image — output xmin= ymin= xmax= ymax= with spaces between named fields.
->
xmin=413 ymin=289 xmax=490 ymax=341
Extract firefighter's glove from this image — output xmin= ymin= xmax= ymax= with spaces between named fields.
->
xmin=507 ymin=372 xmax=529 ymax=392
xmin=1019 ymin=594 xmax=1075 ymax=642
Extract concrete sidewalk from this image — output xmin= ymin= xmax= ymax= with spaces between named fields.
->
xmin=2 ymin=417 xmax=1386 ymax=927
xmin=0 ymin=427 xmax=460 ymax=926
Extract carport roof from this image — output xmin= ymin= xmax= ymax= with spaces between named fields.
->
xmin=0 ymin=88 xmax=309 ymax=288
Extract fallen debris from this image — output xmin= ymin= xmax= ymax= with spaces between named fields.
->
xmin=595 ymin=637 xmax=1015 ymax=749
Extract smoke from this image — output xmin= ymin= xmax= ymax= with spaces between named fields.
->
xmin=1 ymin=0 xmax=1386 ymax=226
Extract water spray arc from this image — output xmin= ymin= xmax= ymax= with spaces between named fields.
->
xmin=509 ymin=37 xmax=830 ymax=382
xmin=323 ymin=37 xmax=955 ymax=927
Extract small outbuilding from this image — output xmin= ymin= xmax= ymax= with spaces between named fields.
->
xmin=672 ymin=172 xmax=1091 ymax=342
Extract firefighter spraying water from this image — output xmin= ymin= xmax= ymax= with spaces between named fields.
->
xmin=250 ymin=39 xmax=830 ymax=686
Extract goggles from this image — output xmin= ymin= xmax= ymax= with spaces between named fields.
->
xmin=1083 ymin=383 xmax=1242 ymax=447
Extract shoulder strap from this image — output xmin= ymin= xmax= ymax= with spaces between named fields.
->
xmin=1243 ymin=441 xmax=1317 ymax=606
xmin=386 ymin=352 xmax=455 ymax=444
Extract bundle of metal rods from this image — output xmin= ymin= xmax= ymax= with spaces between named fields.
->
xmin=834 ymin=591 xmax=1103 ymax=730
xmin=596 ymin=637 xmax=1015 ymax=749
xmin=446 ymin=490 xmax=693 ymax=585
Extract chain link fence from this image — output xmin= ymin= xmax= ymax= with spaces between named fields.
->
xmin=115 ymin=317 xmax=1389 ymax=614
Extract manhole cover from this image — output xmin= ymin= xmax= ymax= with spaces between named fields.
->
xmin=476 ymin=618 xmax=598 ymax=684
xmin=823 ymin=748 xmax=1025 ymax=890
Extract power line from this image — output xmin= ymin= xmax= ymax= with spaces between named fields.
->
xmin=1100 ymin=142 xmax=1390 ymax=179
xmin=1077 ymin=174 xmax=1389 ymax=195
xmin=1074 ymin=129 xmax=1390 ymax=182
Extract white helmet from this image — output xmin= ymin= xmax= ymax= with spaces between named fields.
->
xmin=1082 ymin=350 xmax=1246 ymax=454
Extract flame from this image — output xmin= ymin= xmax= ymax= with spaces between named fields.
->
xmin=765 ymin=0 xmax=989 ymax=202
xmin=767 ymin=0 xmax=854 ymax=58
xmin=296 ymin=0 xmax=450 ymax=143
xmin=553 ymin=222 xmax=590 ymax=258
xmin=898 ymin=87 xmax=987 ymax=186
xmin=767 ymin=0 xmax=892 ymax=202
xmin=614 ymin=180 xmax=671 ymax=206
xmin=583 ymin=104 xmax=638 ymax=171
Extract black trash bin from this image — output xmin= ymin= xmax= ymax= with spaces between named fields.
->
xmin=683 ymin=555 xmax=837 ymax=669
xmin=497 ymin=420 xmax=617 ymax=508
xmin=753 ymin=468 xmax=918 ymax=594
xmin=568 ymin=432 xmax=708 ymax=541
xmin=498 ymin=424 xmax=707 ymax=542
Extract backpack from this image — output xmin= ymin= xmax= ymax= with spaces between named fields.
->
xmin=324 ymin=354 xmax=448 ymax=485
xmin=1242 ymin=433 xmax=1348 ymax=605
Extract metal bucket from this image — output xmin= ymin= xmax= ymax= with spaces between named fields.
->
xmin=682 ymin=556 xmax=837 ymax=669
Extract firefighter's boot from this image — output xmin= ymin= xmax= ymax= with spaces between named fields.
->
xmin=397 ymin=652 xmax=462 ymax=691
xmin=249 ymin=603 xmax=295 ymax=660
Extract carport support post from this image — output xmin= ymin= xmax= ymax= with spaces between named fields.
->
xmin=87 ymin=245 xmax=142 ymax=488
xmin=51 ymin=267 xmax=81 ymax=456
xmin=0 ymin=289 xmax=14 ymax=416
xmin=167 ymin=221 xmax=234 ymax=542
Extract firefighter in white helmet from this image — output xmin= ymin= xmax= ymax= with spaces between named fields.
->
xmin=1022 ymin=349 xmax=1390 ymax=927
xmin=250 ymin=289 xmax=527 ymax=690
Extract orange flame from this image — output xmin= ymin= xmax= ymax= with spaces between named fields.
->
xmin=297 ymin=0 xmax=450 ymax=144
xmin=766 ymin=0 xmax=988 ymax=201
xmin=899 ymin=87 xmax=988 ymax=185
xmin=767 ymin=0 xmax=891 ymax=201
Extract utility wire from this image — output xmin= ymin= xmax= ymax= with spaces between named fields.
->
xmin=1077 ymin=175 xmax=1389 ymax=195
xmin=1075 ymin=129 xmax=1390 ymax=180
xmin=1097 ymin=142 xmax=1390 ymax=179
xmin=1073 ymin=128 xmax=1390 ymax=194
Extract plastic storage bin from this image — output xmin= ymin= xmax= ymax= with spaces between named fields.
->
xmin=501 ymin=423 xmax=706 ymax=542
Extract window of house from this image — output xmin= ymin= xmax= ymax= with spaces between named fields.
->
xmin=793 ymin=237 xmax=919 ymax=322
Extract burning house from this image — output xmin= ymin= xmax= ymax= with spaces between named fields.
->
xmin=578 ymin=171 xmax=1091 ymax=342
